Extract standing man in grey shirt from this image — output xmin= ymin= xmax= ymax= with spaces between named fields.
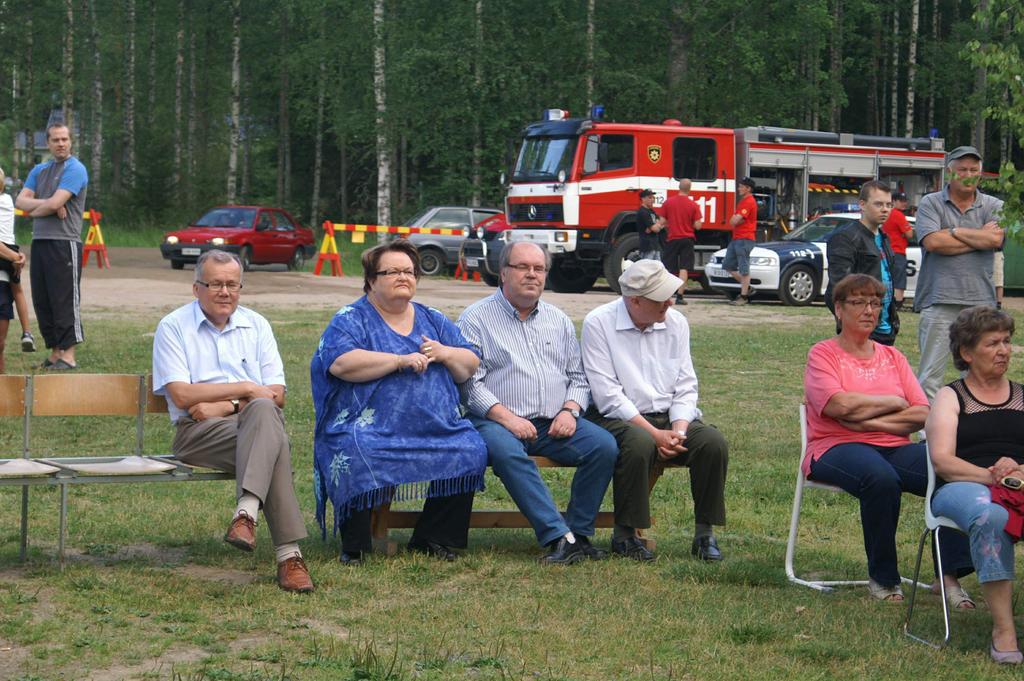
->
xmin=457 ymin=242 xmax=618 ymax=565
xmin=914 ymin=145 xmax=1004 ymax=400
xmin=15 ymin=122 xmax=89 ymax=370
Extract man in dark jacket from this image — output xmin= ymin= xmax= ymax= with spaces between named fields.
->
xmin=824 ymin=180 xmax=899 ymax=345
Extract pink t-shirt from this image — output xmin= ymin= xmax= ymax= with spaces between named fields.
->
xmin=802 ymin=337 xmax=928 ymax=475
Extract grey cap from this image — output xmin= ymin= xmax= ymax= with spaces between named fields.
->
xmin=947 ymin=146 xmax=982 ymax=163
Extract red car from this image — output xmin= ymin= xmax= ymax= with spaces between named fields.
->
xmin=160 ymin=205 xmax=316 ymax=271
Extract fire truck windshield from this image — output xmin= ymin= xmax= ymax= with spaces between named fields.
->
xmin=513 ymin=136 xmax=577 ymax=182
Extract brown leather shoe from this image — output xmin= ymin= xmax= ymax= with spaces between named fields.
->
xmin=224 ymin=513 xmax=256 ymax=552
xmin=277 ymin=556 xmax=315 ymax=593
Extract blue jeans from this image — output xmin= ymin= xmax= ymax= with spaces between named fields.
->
xmin=470 ymin=415 xmax=617 ymax=546
xmin=932 ymin=481 xmax=1015 ymax=583
xmin=809 ymin=441 xmax=973 ymax=587
xmin=723 ymin=238 xmax=755 ymax=275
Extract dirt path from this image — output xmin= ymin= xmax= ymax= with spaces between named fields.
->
xmin=48 ymin=247 xmax=818 ymax=327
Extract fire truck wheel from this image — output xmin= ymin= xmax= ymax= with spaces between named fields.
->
xmin=779 ymin=264 xmax=817 ymax=306
xmin=603 ymin=232 xmax=641 ymax=294
xmin=547 ymin=260 xmax=598 ymax=294
xmin=481 ymin=272 xmax=500 ymax=287
xmin=418 ymin=248 xmax=446 ymax=277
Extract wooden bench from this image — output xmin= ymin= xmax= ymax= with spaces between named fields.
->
xmin=368 ymin=458 xmax=671 ymax=554
xmin=0 ymin=374 xmax=233 ymax=566
xmin=1 ymin=374 xmax=678 ymax=561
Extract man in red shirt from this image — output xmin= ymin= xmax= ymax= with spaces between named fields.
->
xmin=659 ymin=178 xmax=703 ymax=305
xmin=724 ymin=177 xmax=758 ymax=305
xmin=880 ymin=192 xmax=913 ymax=309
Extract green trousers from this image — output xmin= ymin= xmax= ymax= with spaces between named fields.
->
xmin=585 ymin=408 xmax=728 ymax=529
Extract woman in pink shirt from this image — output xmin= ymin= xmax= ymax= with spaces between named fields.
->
xmin=803 ymin=274 xmax=972 ymax=604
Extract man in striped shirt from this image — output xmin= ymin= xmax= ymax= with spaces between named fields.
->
xmin=457 ymin=242 xmax=618 ymax=565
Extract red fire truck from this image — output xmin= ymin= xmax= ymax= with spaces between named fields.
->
xmin=502 ymin=109 xmax=947 ymax=293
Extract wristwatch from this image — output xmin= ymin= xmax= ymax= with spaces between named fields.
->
xmin=950 ymin=226 xmax=958 ymax=239
xmin=230 ymin=399 xmax=240 ymax=414
xmin=559 ymin=407 xmax=580 ymax=419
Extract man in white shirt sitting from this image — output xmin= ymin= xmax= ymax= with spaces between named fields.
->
xmin=581 ymin=260 xmax=729 ymax=561
xmin=152 ymin=249 xmax=313 ymax=592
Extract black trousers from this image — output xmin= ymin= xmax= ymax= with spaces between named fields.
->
xmin=340 ymin=491 xmax=475 ymax=555
xmin=586 ymin=408 xmax=728 ymax=529
xmin=30 ymin=239 xmax=84 ymax=350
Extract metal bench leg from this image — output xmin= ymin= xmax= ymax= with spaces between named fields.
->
xmin=19 ymin=486 xmax=29 ymax=562
xmin=59 ymin=484 xmax=68 ymax=571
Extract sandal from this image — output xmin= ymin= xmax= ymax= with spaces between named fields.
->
xmin=935 ymin=582 xmax=976 ymax=610
xmin=868 ymin=578 xmax=904 ymax=602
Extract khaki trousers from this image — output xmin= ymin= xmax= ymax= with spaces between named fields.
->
xmin=586 ymin=409 xmax=728 ymax=529
xmin=172 ymin=397 xmax=307 ymax=546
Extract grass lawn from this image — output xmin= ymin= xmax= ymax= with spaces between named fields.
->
xmin=1 ymin=302 xmax=1022 ymax=680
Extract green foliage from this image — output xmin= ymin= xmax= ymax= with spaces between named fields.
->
xmin=0 ymin=0 xmax=1017 ymax=230
xmin=966 ymin=0 xmax=1024 ymax=233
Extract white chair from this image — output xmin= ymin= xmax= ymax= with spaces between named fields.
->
xmin=784 ymin=404 xmax=870 ymax=591
xmin=903 ymin=444 xmax=965 ymax=648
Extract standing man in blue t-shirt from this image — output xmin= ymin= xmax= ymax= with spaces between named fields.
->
xmin=15 ymin=122 xmax=89 ymax=370
xmin=823 ymin=180 xmax=899 ymax=345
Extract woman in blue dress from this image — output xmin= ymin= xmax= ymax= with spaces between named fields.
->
xmin=311 ymin=239 xmax=487 ymax=564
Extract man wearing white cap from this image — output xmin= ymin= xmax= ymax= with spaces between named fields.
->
xmin=581 ymin=260 xmax=728 ymax=561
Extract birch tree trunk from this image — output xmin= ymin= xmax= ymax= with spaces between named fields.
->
xmin=18 ymin=12 xmax=33 ymax=181
xmin=585 ymin=0 xmax=594 ymax=108
xmin=88 ymin=0 xmax=102 ymax=206
xmin=889 ymin=2 xmax=899 ymax=136
xmin=471 ymin=0 xmax=482 ymax=205
xmin=870 ymin=22 xmax=880 ymax=134
xmin=373 ymin=0 xmax=391 ymax=227
xmin=226 ymin=0 xmax=241 ymax=202
xmin=926 ymin=0 xmax=938 ymax=132
xmin=62 ymin=0 xmax=73 ymax=127
xmin=310 ymin=34 xmax=326 ymax=229
xmin=124 ymin=0 xmax=137 ymax=190
xmin=276 ymin=3 xmax=290 ymax=206
xmin=339 ymin=139 xmax=348 ymax=222
xmin=828 ymin=0 xmax=842 ymax=131
xmin=147 ymin=0 xmax=157 ymax=128
xmin=399 ymin=134 xmax=407 ymax=210
xmin=186 ymin=2 xmax=196 ymax=204
xmin=1000 ymin=87 xmax=1010 ymax=167
xmin=173 ymin=0 xmax=184 ymax=200
xmin=241 ymin=82 xmax=250 ymax=200
xmin=667 ymin=1 xmax=692 ymax=120
xmin=904 ymin=0 xmax=919 ymax=136
xmin=971 ymin=0 xmax=989 ymax=157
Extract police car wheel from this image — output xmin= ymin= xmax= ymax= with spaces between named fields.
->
xmin=779 ymin=265 xmax=817 ymax=306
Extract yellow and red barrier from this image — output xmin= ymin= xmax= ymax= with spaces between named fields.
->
xmin=14 ymin=208 xmax=109 ymax=268
xmin=315 ymin=220 xmax=465 ymax=278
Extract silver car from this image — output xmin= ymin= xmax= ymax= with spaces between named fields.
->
xmin=402 ymin=206 xmax=502 ymax=276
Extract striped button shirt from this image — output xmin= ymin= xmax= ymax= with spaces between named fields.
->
xmin=457 ymin=288 xmax=590 ymax=419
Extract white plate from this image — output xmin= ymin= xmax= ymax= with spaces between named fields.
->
xmin=182 ymin=247 xmax=201 ymax=256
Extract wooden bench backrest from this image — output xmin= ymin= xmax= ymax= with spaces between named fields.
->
xmin=0 ymin=375 xmax=28 ymax=417
xmin=144 ymin=375 xmax=169 ymax=414
xmin=32 ymin=374 xmax=143 ymax=416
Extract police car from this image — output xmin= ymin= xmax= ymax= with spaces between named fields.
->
xmin=704 ymin=213 xmax=919 ymax=306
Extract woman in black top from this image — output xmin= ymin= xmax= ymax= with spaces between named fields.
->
xmin=928 ymin=306 xmax=1024 ymax=665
